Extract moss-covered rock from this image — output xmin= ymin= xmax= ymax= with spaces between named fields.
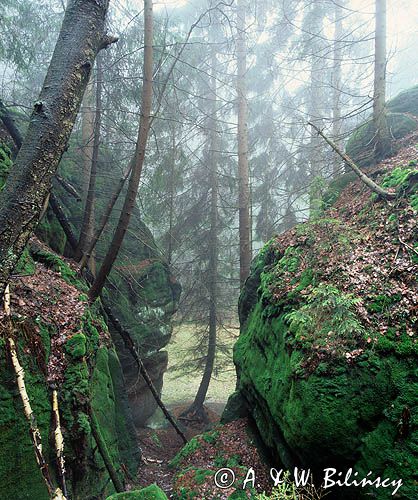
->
xmin=387 ymin=84 xmax=418 ymax=116
xmin=227 ymin=160 xmax=418 ymax=498
xmin=106 ymin=485 xmax=168 ymax=499
xmin=0 ymin=250 xmax=140 ymax=499
xmin=345 ymin=112 xmax=417 ymax=167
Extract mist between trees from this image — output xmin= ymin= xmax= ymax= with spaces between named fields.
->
xmin=0 ymin=0 xmax=416 ymax=421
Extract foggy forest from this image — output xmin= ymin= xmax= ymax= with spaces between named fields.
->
xmin=0 ymin=0 xmax=417 ymax=499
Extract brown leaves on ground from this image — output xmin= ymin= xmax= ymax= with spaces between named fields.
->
xmin=1 ymin=250 xmax=87 ymax=384
xmin=135 ymin=415 xmax=272 ymax=499
xmin=266 ymin=134 xmax=418 ymax=361
xmin=172 ymin=418 xmax=271 ymax=499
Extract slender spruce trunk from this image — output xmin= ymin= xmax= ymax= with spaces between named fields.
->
xmin=88 ymin=0 xmax=153 ymax=302
xmin=189 ymin=44 xmax=219 ymax=415
xmin=0 ymin=0 xmax=114 ymax=297
xmin=373 ymin=0 xmax=389 ymax=160
xmin=332 ymin=1 xmax=343 ymax=176
xmin=237 ymin=0 xmax=251 ymax=288
xmin=77 ymin=54 xmax=103 ymax=275
xmin=167 ymin=123 xmax=176 ymax=266
xmin=76 ymin=74 xmax=94 ymax=257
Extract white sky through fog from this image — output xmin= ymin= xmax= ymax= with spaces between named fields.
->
xmin=127 ymin=0 xmax=418 ymax=94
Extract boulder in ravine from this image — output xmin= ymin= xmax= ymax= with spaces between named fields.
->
xmin=225 ymin=143 xmax=418 ymax=499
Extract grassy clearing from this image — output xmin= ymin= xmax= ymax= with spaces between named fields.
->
xmin=161 ymin=323 xmax=238 ymax=408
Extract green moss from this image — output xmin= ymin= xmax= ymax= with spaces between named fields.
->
xmin=366 ymin=293 xmax=401 ymax=314
xmin=202 ymin=430 xmax=220 ymax=444
xmin=29 ymin=247 xmax=87 ymax=291
xmin=170 ymin=436 xmax=201 ymax=468
xmin=36 ymin=209 xmax=67 ymax=255
xmin=15 ymin=247 xmax=36 ymax=275
xmin=234 ymin=260 xmax=417 ymax=498
xmin=381 ymin=164 xmax=418 ymax=189
xmin=106 ymin=484 xmax=168 ymax=499
xmin=0 ymin=143 xmax=12 ymax=191
xmin=65 ymin=333 xmax=87 ymax=358
xmin=0 ymin=329 xmax=52 ymax=500
xmin=322 ymin=172 xmax=357 ymax=208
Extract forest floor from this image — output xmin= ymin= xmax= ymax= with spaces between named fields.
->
xmin=134 ymin=323 xmax=240 ymax=496
xmin=134 ymin=403 xmax=222 ymax=496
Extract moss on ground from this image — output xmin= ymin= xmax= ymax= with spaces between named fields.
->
xmin=106 ymin=484 xmax=168 ymax=499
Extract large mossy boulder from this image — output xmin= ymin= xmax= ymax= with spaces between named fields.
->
xmin=387 ymin=84 xmax=418 ymax=116
xmin=0 ymin=247 xmax=140 ymax=499
xmin=226 ymin=162 xmax=418 ymax=499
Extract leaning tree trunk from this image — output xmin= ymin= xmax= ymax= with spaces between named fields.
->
xmin=77 ymin=53 xmax=103 ymax=275
xmin=236 ymin=0 xmax=251 ymax=288
xmin=76 ymin=72 xmax=95 ymax=258
xmin=0 ymin=0 xmax=115 ymax=297
xmin=373 ymin=0 xmax=389 ymax=160
xmin=187 ymin=44 xmax=219 ymax=418
xmin=88 ymin=0 xmax=154 ymax=302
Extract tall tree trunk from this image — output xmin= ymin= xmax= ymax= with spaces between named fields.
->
xmin=76 ymin=73 xmax=95 ymax=256
xmin=0 ymin=0 xmax=114 ymax=297
xmin=77 ymin=54 xmax=103 ymax=274
xmin=0 ymin=100 xmax=23 ymax=153
xmin=332 ymin=0 xmax=343 ymax=176
xmin=167 ymin=123 xmax=176 ymax=266
xmin=237 ymin=0 xmax=251 ymax=288
xmin=308 ymin=3 xmax=325 ymax=180
xmin=373 ymin=0 xmax=389 ymax=160
xmin=88 ymin=0 xmax=153 ymax=302
xmin=188 ymin=44 xmax=219 ymax=417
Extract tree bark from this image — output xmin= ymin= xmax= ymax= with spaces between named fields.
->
xmin=307 ymin=3 xmax=326 ymax=182
xmin=79 ymin=163 xmax=132 ymax=271
xmin=88 ymin=0 xmax=154 ymax=302
xmin=76 ymin=72 xmax=95 ymax=258
xmin=332 ymin=0 xmax=343 ymax=176
xmin=236 ymin=0 xmax=251 ymax=288
xmin=77 ymin=53 xmax=103 ymax=275
xmin=0 ymin=0 xmax=114 ymax=297
xmin=0 ymin=100 xmax=23 ymax=153
xmin=373 ymin=0 xmax=389 ymax=160
xmin=308 ymin=122 xmax=396 ymax=200
xmin=167 ymin=122 xmax=176 ymax=265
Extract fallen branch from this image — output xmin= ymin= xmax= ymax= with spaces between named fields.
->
xmin=49 ymin=194 xmax=79 ymax=251
xmin=55 ymin=175 xmax=81 ymax=201
xmin=0 ymin=99 xmax=23 ymax=151
xmin=308 ymin=122 xmax=396 ymax=200
xmin=102 ymin=301 xmax=188 ymax=444
xmin=89 ymin=408 xmax=124 ymax=493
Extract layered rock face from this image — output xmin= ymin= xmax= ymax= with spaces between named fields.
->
xmin=104 ymin=221 xmax=180 ymax=426
xmin=226 ymin=150 xmax=418 ymax=497
xmin=37 ymin=159 xmax=180 ymax=428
